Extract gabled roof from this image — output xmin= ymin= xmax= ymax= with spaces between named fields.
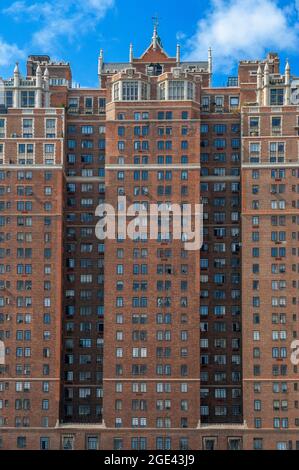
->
xmin=100 ymin=26 xmax=209 ymax=74
xmin=138 ymin=25 xmax=171 ymax=61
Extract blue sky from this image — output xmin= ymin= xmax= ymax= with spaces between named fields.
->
xmin=0 ymin=0 xmax=298 ymax=87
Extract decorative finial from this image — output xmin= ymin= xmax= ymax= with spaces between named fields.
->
xmin=208 ymin=47 xmax=212 ymax=73
xmin=152 ymin=15 xmax=159 ymax=31
xmin=129 ymin=43 xmax=133 ymax=64
xmin=98 ymin=49 xmax=104 ymax=75
xmin=152 ymin=15 xmax=159 ymax=50
xmin=257 ymin=64 xmax=262 ymax=91
xmin=176 ymin=44 xmax=181 ymax=66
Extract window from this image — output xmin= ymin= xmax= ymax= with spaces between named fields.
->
xmin=87 ymin=436 xmax=99 ymax=450
xmin=4 ymin=91 xmax=13 ymax=108
xmin=187 ymin=83 xmax=193 ymax=100
xmin=113 ymin=438 xmax=123 ymax=450
xmin=22 ymin=119 xmax=33 ymax=138
xmin=17 ymin=436 xmax=26 ymax=449
xmin=230 ymin=96 xmax=239 ymax=109
xmin=249 ymin=117 xmax=259 ymax=135
xmin=40 ymin=437 xmax=49 ymax=450
xmin=45 ymin=119 xmax=56 ymax=138
xmin=201 ymin=96 xmax=210 ymax=110
xmin=44 ymin=144 xmax=55 ymax=164
xmin=214 ymin=139 xmax=226 ymax=149
xmin=0 ymin=340 xmax=4 ymax=365
xmin=0 ymin=143 xmax=4 ymax=164
xmin=214 ymin=124 xmax=227 ymax=134
xmin=169 ymin=81 xmax=185 ymax=100
xmin=18 ymin=144 xmax=34 ymax=164
xmin=249 ymin=143 xmax=261 ymax=163
xmin=271 ymin=117 xmax=282 ymax=135
xmin=85 ymin=97 xmax=93 ymax=109
xmin=231 ymin=138 xmax=240 ymax=149
xmin=269 ymin=142 xmax=285 ymax=163
xmin=68 ymin=98 xmax=79 ymax=109
xmin=21 ymin=91 xmax=35 ymax=108
xmin=156 ymin=437 xmax=171 ymax=450
xmin=62 ymin=436 xmax=74 ymax=450
xmin=215 ymin=96 xmax=224 ymax=108
xmin=270 ymin=88 xmax=284 ymax=106
xmin=271 ymin=200 xmax=286 ymax=210
xmin=81 ymin=126 xmax=93 ymax=135
xmin=122 ymin=81 xmax=141 ymax=101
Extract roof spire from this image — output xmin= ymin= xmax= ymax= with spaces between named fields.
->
xmin=14 ymin=62 xmax=19 ymax=75
xmin=285 ymin=58 xmax=290 ymax=86
xmin=152 ymin=16 xmax=159 ymax=50
xmin=129 ymin=43 xmax=133 ymax=64
xmin=176 ymin=43 xmax=181 ymax=66
xmin=208 ymin=47 xmax=213 ymax=87
xmin=98 ymin=49 xmax=103 ymax=75
xmin=208 ymin=47 xmax=212 ymax=74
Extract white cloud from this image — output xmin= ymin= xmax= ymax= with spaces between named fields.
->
xmin=0 ymin=38 xmax=24 ymax=67
xmin=3 ymin=0 xmax=114 ymax=53
xmin=185 ymin=0 xmax=299 ymax=72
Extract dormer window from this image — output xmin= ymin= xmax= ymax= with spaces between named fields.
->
xmin=147 ymin=63 xmax=163 ymax=76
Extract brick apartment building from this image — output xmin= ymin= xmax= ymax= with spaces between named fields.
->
xmin=0 ymin=26 xmax=299 ymax=450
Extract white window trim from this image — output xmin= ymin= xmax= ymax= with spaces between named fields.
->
xmin=269 ymin=140 xmax=286 ymax=163
xmin=43 ymin=143 xmax=56 ymax=165
xmin=44 ymin=117 xmax=57 ymax=138
xmin=0 ymin=142 xmax=5 ymax=164
xmin=0 ymin=118 xmax=7 ymax=138
xmin=17 ymin=142 xmax=35 ymax=165
xmin=249 ymin=140 xmax=261 ymax=163
xmin=22 ymin=117 xmax=34 ymax=138
xmin=229 ymin=95 xmax=240 ymax=111
xmin=271 ymin=115 xmax=283 ymax=136
xmin=248 ymin=116 xmax=260 ymax=136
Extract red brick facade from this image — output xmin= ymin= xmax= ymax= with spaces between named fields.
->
xmin=0 ymin=35 xmax=299 ymax=450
